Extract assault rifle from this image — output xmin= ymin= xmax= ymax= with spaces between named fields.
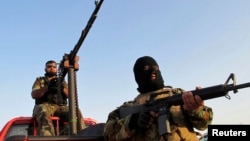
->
xmin=55 ymin=0 xmax=104 ymax=135
xmin=118 ymin=73 xmax=250 ymax=136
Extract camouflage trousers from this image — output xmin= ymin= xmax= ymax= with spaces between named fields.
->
xmin=32 ymin=103 xmax=85 ymax=136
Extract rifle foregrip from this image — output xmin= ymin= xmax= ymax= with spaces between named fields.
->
xmin=191 ymin=84 xmax=228 ymax=100
xmin=165 ymin=84 xmax=228 ymax=106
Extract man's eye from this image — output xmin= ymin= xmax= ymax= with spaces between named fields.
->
xmin=144 ymin=66 xmax=159 ymax=71
xmin=144 ymin=66 xmax=150 ymax=70
xmin=153 ymin=66 xmax=159 ymax=70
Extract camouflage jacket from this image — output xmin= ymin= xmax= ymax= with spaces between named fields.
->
xmin=32 ymin=76 xmax=68 ymax=105
xmin=103 ymin=87 xmax=213 ymax=141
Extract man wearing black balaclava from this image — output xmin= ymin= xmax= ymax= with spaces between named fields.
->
xmin=104 ymin=56 xmax=213 ymax=141
xmin=133 ymin=56 xmax=164 ymax=93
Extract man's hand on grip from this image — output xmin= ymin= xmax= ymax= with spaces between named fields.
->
xmin=129 ymin=109 xmax=157 ymax=130
xmin=48 ymin=78 xmax=65 ymax=93
xmin=48 ymin=78 xmax=58 ymax=93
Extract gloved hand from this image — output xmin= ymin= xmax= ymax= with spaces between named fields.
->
xmin=129 ymin=109 xmax=154 ymax=130
xmin=48 ymin=78 xmax=59 ymax=93
xmin=48 ymin=78 xmax=65 ymax=93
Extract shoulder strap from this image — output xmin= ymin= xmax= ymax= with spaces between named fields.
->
xmin=37 ymin=76 xmax=49 ymax=88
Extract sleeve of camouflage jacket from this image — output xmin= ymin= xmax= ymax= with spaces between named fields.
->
xmin=184 ymin=105 xmax=213 ymax=131
xmin=32 ymin=77 xmax=41 ymax=91
xmin=103 ymin=109 xmax=136 ymax=141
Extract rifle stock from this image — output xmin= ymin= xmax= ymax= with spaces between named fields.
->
xmin=118 ymin=73 xmax=250 ymax=136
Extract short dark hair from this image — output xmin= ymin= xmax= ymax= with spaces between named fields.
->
xmin=45 ymin=60 xmax=57 ymax=66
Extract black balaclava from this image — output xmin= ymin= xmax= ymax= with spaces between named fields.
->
xmin=133 ymin=56 xmax=164 ymax=93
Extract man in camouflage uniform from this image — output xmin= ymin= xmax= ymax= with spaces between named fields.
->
xmin=103 ymin=56 xmax=213 ymax=141
xmin=31 ymin=60 xmax=85 ymax=136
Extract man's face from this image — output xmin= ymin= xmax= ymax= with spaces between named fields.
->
xmin=133 ymin=56 xmax=164 ymax=93
xmin=45 ymin=63 xmax=57 ymax=77
xmin=143 ymin=65 xmax=159 ymax=81
xmin=138 ymin=64 xmax=163 ymax=90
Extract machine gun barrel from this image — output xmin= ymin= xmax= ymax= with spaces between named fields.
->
xmin=60 ymin=0 xmax=104 ymax=78
xmin=55 ymin=0 xmax=104 ymax=135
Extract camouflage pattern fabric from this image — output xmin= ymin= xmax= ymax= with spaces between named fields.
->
xmin=32 ymin=76 xmax=68 ymax=105
xmin=32 ymin=76 xmax=86 ymax=136
xmin=33 ymin=103 xmax=85 ymax=136
xmin=33 ymin=103 xmax=66 ymax=136
xmin=103 ymin=87 xmax=213 ymax=141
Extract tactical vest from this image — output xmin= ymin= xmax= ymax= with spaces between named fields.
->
xmin=35 ymin=76 xmax=67 ymax=105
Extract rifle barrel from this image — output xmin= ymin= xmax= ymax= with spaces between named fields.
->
xmin=70 ymin=0 xmax=104 ymax=61
xmin=228 ymin=82 xmax=250 ymax=91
